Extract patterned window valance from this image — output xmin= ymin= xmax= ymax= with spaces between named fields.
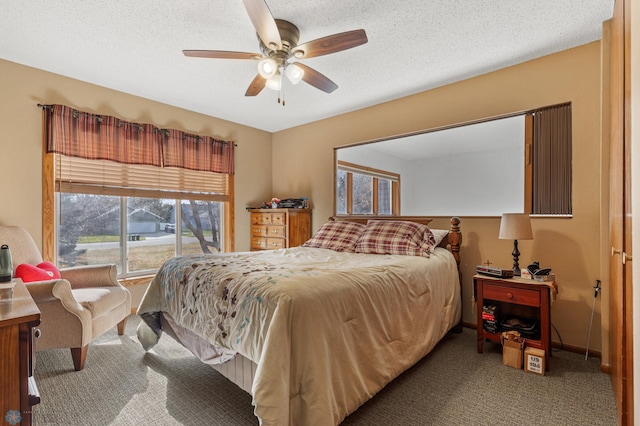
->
xmin=42 ymin=104 xmax=234 ymax=174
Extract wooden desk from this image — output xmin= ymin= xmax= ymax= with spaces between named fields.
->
xmin=0 ymin=279 xmax=41 ymax=425
xmin=474 ymin=274 xmax=552 ymax=370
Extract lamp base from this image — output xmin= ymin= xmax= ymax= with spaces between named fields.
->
xmin=511 ymin=239 xmax=521 ymax=276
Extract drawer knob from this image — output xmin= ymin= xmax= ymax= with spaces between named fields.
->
xmin=34 ymin=329 xmax=42 ymax=339
xmin=506 ymin=292 xmax=513 ymax=299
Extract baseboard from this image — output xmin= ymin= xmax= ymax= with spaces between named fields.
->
xmin=463 ymin=322 xmax=603 ymax=360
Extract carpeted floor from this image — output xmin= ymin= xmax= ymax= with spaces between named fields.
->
xmin=33 ymin=315 xmax=617 ymax=425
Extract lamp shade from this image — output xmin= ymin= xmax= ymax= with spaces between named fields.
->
xmin=286 ymin=63 xmax=304 ymax=84
xmin=258 ymin=58 xmax=278 ymax=79
xmin=265 ymin=74 xmax=281 ymax=91
xmin=498 ymin=213 xmax=533 ymax=240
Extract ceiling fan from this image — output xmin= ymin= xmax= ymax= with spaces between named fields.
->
xmin=183 ymin=0 xmax=368 ymax=104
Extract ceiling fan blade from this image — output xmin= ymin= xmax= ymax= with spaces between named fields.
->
xmin=245 ymin=74 xmax=267 ymax=96
xmin=183 ymin=50 xmax=262 ymax=60
xmin=295 ymin=63 xmax=338 ymax=93
xmin=242 ymin=0 xmax=282 ymax=51
xmin=292 ymin=29 xmax=368 ymax=59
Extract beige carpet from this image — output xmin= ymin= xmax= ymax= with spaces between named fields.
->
xmin=33 ymin=315 xmax=617 ymax=425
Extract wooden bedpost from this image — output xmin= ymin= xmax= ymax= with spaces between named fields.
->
xmin=448 ymin=216 xmax=462 ymax=267
xmin=448 ymin=216 xmax=463 ymax=333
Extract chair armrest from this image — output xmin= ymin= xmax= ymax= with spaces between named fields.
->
xmin=25 ymin=279 xmax=92 ymax=327
xmin=60 ymin=264 xmax=119 ymax=289
xmin=22 ymin=279 xmax=60 ymax=303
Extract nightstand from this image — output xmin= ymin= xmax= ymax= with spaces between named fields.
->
xmin=474 ymin=274 xmax=553 ymax=370
xmin=0 ymin=279 xmax=41 ymax=425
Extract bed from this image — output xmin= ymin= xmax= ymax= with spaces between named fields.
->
xmin=137 ymin=216 xmax=462 ymax=425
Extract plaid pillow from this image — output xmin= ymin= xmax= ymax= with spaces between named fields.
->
xmin=302 ymin=221 xmax=366 ymax=252
xmin=354 ymin=220 xmax=436 ymax=257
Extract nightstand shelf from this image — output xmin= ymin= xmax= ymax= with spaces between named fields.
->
xmin=474 ymin=274 xmax=553 ymax=370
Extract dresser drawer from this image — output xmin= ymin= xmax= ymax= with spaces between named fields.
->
xmin=251 ymin=237 xmax=285 ymax=250
xmin=251 ymin=213 xmax=263 ymax=226
xmin=483 ymin=283 xmax=540 ymax=307
xmin=251 ymin=225 xmax=285 ymax=237
xmin=252 ymin=212 xmax=287 ymax=225
xmin=270 ymin=213 xmax=285 ymax=226
xmin=266 ymin=225 xmax=285 ymax=237
xmin=252 ymin=225 xmax=267 ymax=236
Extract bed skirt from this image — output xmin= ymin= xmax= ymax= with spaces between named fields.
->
xmin=159 ymin=313 xmax=257 ymax=394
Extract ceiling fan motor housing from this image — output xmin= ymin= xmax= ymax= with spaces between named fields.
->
xmin=259 ymin=19 xmax=301 ymax=65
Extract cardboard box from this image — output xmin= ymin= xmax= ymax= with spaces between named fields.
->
xmin=502 ymin=338 xmax=524 ymax=369
xmin=524 ymin=347 xmax=546 ymax=375
xmin=533 ymin=273 xmax=555 ymax=282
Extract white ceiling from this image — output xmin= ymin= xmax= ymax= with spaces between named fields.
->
xmin=0 ymin=1 xmax=614 ymax=133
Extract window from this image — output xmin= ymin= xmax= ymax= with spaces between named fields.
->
xmin=57 ymin=195 xmax=223 ymax=276
xmin=41 ymin=104 xmax=234 ymax=278
xmin=336 ymin=161 xmax=400 ymax=215
xmin=49 ymin=156 xmax=232 ymax=278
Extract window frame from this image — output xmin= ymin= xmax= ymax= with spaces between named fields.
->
xmin=42 ymin=151 xmax=234 ymax=281
xmin=336 ymin=160 xmax=400 ymax=216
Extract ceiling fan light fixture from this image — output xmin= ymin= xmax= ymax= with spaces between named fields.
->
xmin=258 ymin=58 xmax=278 ymax=79
xmin=265 ymin=74 xmax=282 ymax=91
xmin=286 ymin=63 xmax=304 ymax=85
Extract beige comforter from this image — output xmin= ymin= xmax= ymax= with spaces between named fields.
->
xmin=137 ymin=247 xmax=460 ymax=425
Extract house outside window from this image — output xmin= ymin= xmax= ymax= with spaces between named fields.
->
xmin=57 ymin=195 xmax=223 ymax=277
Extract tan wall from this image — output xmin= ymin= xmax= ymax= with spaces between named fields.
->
xmin=0 ymin=59 xmax=272 ymax=253
xmin=0 ymin=42 xmax=609 ymax=357
xmin=272 ymin=42 xmax=607 ymax=356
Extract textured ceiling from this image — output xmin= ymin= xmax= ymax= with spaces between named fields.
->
xmin=0 ymin=1 xmax=614 ymax=132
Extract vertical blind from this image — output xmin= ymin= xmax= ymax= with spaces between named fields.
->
xmin=532 ymin=103 xmax=572 ymax=215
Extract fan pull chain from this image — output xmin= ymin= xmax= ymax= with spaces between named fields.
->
xmin=277 ymin=84 xmax=286 ymax=106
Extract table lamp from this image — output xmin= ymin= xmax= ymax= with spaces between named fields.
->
xmin=498 ymin=213 xmax=533 ymax=276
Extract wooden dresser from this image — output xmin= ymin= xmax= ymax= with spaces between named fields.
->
xmin=250 ymin=208 xmax=311 ymax=251
xmin=0 ymin=279 xmax=41 ymax=426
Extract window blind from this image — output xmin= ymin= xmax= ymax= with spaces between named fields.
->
xmin=55 ymin=154 xmax=230 ymax=202
xmin=532 ymin=103 xmax=572 ymax=215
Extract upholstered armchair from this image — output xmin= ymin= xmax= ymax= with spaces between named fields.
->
xmin=0 ymin=225 xmax=131 ymax=371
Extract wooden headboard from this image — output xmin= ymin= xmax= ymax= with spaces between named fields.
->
xmin=329 ymin=216 xmax=462 ymax=267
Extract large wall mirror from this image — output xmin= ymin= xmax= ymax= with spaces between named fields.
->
xmin=334 ymin=104 xmax=571 ymax=217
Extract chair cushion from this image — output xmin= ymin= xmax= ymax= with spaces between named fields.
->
xmin=72 ymin=286 xmax=129 ymax=317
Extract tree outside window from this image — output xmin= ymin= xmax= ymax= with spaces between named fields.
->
xmin=58 ymin=194 xmax=222 ymax=276
xmin=336 ymin=161 xmax=399 ymax=215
